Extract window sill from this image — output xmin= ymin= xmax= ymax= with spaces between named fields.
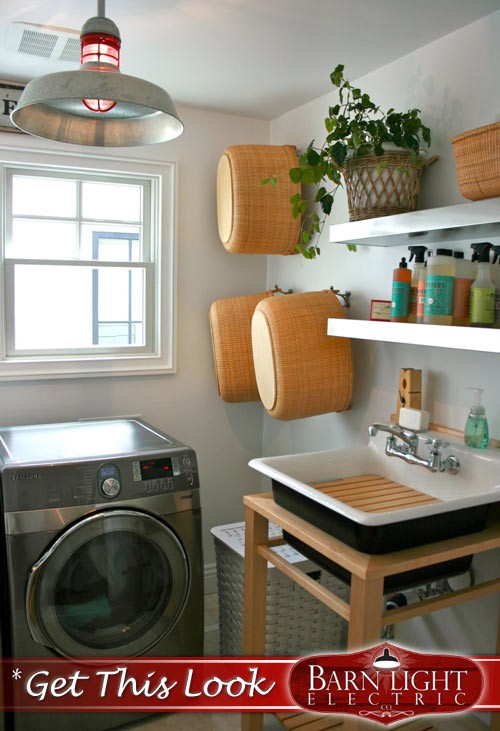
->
xmin=0 ymin=354 xmax=175 ymax=381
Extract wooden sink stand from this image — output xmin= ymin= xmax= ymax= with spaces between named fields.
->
xmin=241 ymin=492 xmax=500 ymax=731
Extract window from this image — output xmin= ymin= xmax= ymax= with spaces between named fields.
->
xmin=92 ymin=232 xmax=142 ymax=346
xmin=0 ymin=148 xmax=176 ymax=379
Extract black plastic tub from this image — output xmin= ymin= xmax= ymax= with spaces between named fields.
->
xmin=283 ymin=530 xmax=473 ymax=593
xmin=272 ymin=479 xmax=488 ymax=554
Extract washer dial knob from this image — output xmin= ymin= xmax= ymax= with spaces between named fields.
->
xmin=101 ymin=477 xmax=121 ymax=498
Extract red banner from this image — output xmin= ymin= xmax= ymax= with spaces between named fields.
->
xmin=2 ymin=658 xmax=295 ymax=712
xmin=1 ymin=647 xmax=500 ymax=721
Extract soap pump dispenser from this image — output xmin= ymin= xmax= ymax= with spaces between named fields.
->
xmin=464 ymin=387 xmax=489 ymax=450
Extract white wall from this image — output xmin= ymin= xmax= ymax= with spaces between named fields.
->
xmin=267 ymin=9 xmax=500 ymax=667
xmin=0 ymin=104 xmax=269 ymax=570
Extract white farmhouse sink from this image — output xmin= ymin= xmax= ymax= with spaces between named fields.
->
xmin=250 ymin=430 xmax=500 ymax=555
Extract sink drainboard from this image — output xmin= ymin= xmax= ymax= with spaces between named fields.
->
xmin=311 ymin=474 xmax=441 ymax=513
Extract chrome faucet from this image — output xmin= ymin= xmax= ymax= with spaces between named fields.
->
xmin=368 ymin=423 xmax=460 ymax=474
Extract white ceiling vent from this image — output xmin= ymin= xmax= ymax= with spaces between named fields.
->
xmin=6 ymin=22 xmax=80 ymax=63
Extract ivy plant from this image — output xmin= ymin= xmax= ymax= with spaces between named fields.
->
xmin=262 ymin=64 xmax=432 ymax=258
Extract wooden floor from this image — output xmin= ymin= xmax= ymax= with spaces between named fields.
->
xmin=275 ymin=713 xmax=435 ymax=731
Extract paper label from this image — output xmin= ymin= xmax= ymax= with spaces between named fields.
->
xmin=424 ymin=275 xmax=454 ymax=317
xmin=410 ymin=281 xmax=426 ymax=319
xmin=391 ymin=281 xmax=410 ymax=317
xmin=470 ymin=287 xmax=495 ymax=324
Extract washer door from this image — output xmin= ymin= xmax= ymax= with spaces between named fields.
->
xmin=26 ymin=509 xmax=189 ymax=658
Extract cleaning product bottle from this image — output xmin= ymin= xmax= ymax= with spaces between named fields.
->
xmin=464 ymin=388 xmax=489 ymax=450
xmin=423 ymin=248 xmax=455 ymax=325
xmin=451 ymin=251 xmax=474 ymax=327
xmin=471 ymin=248 xmax=479 ymax=279
xmin=491 ymin=245 xmax=500 ymax=329
xmin=470 ymin=242 xmax=495 ymax=328
xmin=391 ymin=257 xmax=411 ymax=322
xmin=408 ymin=246 xmax=427 ymax=323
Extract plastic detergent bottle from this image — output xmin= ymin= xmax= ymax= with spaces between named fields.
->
xmin=423 ymin=249 xmax=455 ymax=325
xmin=491 ymin=245 xmax=500 ymax=329
xmin=408 ymin=245 xmax=427 ymax=323
xmin=451 ymin=251 xmax=474 ymax=327
xmin=391 ymin=257 xmax=411 ymax=322
xmin=464 ymin=387 xmax=489 ymax=450
xmin=470 ymin=242 xmax=495 ymax=328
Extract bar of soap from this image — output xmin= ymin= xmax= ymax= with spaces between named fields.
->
xmin=398 ymin=407 xmax=430 ymax=432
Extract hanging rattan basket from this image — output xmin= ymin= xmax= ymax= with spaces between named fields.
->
xmin=251 ymin=290 xmax=352 ymax=421
xmin=209 ymin=290 xmax=275 ymax=403
xmin=342 ymin=151 xmax=438 ymax=222
xmin=216 ymin=145 xmax=301 ymax=255
xmin=451 ymin=122 xmax=500 ymax=201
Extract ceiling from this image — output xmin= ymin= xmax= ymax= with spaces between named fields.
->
xmin=1 ymin=0 xmax=500 ymax=120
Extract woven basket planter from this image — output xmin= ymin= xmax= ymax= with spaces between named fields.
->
xmin=451 ymin=122 xmax=500 ymax=201
xmin=251 ymin=290 xmax=352 ymax=421
xmin=216 ymin=144 xmax=300 ymax=255
xmin=342 ymin=151 xmax=438 ymax=221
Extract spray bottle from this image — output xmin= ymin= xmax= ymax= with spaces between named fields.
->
xmin=452 ymin=251 xmax=474 ymax=327
xmin=491 ymin=245 xmax=500 ymax=329
xmin=408 ymin=246 xmax=427 ymax=323
xmin=470 ymin=243 xmax=495 ymax=328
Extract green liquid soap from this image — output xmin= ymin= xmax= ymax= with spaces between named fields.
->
xmin=464 ymin=413 xmax=489 ymax=449
xmin=464 ymin=387 xmax=489 ymax=450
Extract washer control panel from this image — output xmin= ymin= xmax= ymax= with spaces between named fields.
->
xmin=98 ymin=464 xmax=121 ymax=499
xmin=129 ymin=452 xmax=198 ymax=496
xmin=89 ymin=451 xmax=199 ymax=503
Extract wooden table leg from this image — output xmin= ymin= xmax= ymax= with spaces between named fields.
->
xmin=343 ymin=574 xmax=385 ymax=731
xmin=347 ymin=574 xmax=384 ymax=650
xmin=241 ymin=505 xmax=269 ymax=731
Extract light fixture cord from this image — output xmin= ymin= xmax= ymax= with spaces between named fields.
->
xmin=97 ymin=0 xmax=106 ymax=17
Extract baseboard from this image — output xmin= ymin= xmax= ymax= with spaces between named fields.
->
xmin=204 ymin=562 xmax=217 ymax=595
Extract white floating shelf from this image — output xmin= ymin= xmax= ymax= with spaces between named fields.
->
xmin=327 ymin=318 xmax=500 ymax=354
xmin=329 ymin=198 xmax=500 ymax=247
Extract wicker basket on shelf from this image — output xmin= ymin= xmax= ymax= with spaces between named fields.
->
xmin=451 ymin=122 xmax=500 ymax=201
xmin=342 ymin=151 xmax=438 ymax=221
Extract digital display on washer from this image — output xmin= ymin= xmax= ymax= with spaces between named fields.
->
xmin=140 ymin=457 xmax=173 ymax=480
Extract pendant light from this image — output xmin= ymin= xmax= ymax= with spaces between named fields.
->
xmin=11 ymin=0 xmax=183 ymax=147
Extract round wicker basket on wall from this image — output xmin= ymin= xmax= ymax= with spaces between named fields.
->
xmin=216 ymin=144 xmax=301 ymax=255
xmin=251 ymin=291 xmax=353 ymax=421
xmin=342 ymin=151 xmax=437 ymax=221
xmin=451 ymin=122 xmax=500 ymax=200
xmin=209 ymin=291 xmax=275 ymax=403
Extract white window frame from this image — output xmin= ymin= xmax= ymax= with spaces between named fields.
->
xmin=0 ymin=146 xmax=177 ymax=380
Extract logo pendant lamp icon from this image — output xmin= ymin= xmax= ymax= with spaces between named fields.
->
xmin=11 ymin=0 xmax=183 ymax=146
xmin=289 ymin=644 xmax=484 ymax=726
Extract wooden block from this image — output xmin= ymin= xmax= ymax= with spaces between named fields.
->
xmin=400 ymin=367 xmax=422 ymax=394
xmin=392 ymin=368 xmax=422 ymax=422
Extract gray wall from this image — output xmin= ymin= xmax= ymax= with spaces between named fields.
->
xmin=0 ymin=104 xmax=270 ymax=570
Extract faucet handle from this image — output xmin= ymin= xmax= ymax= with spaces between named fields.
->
xmin=425 ymin=438 xmax=449 ymax=450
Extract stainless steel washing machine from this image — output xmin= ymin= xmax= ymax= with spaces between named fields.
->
xmin=0 ymin=418 xmax=204 ymax=731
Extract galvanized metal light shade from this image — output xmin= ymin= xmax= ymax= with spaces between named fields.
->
xmin=11 ymin=2 xmax=183 ymax=147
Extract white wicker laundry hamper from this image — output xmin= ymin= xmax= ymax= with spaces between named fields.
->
xmin=211 ymin=521 xmax=349 ymax=657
